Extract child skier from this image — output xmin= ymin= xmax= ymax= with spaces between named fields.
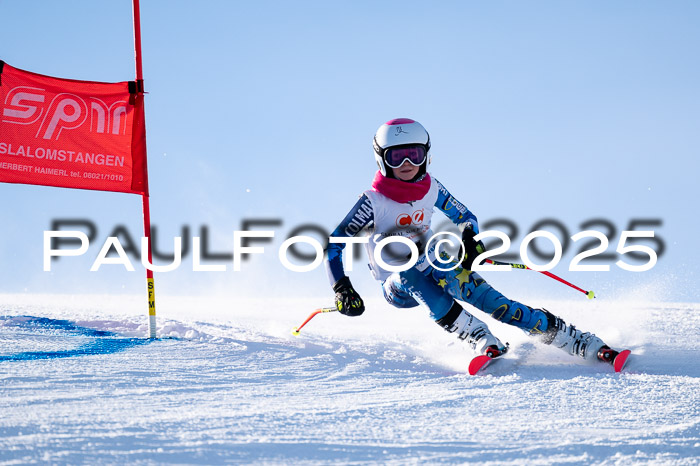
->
xmin=325 ymin=118 xmax=627 ymax=370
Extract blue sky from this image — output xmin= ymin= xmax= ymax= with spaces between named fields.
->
xmin=1 ymin=1 xmax=699 ymax=303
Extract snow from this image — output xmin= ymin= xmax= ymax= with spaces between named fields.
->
xmin=1 ymin=294 xmax=698 ymax=464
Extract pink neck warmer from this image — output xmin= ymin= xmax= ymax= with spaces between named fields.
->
xmin=371 ymin=171 xmax=431 ymax=203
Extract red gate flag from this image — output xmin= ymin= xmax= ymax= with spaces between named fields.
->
xmin=0 ymin=61 xmax=148 ymax=195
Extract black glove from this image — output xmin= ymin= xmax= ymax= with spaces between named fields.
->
xmin=333 ymin=276 xmax=365 ymax=316
xmin=461 ymin=224 xmax=485 ymax=270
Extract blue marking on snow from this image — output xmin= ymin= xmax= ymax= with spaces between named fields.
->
xmin=0 ymin=316 xmax=151 ymax=361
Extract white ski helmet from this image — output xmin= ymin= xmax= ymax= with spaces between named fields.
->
xmin=373 ymin=118 xmax=431 ymax=179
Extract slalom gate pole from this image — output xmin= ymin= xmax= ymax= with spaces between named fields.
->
xmin=133 ymin=0 xmax=156 ymax=338
xmin=292 ymin=307 xmax=337 ymax=336
xmin=142 ymin=197 xmax=156 ymax=339
xmin=484 ymin=259 xmax=595 ymax=299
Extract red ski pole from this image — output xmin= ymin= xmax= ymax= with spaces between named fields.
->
xmin=484 ymin=259 xmax=595 ymax=299
xmin=292 ymin=307 xmax=337 ymax=336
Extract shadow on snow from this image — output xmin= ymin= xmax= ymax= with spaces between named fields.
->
xmin=0 ymin=315 xmax=152 ymax=361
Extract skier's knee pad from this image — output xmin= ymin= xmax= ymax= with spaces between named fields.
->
xmin=397 ymin=267 xmax=454 ymax=318
xmin=382 ymin=276 xmax=420 ymax=309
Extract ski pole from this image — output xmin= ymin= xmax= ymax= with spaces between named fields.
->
xmin=292 ymin=306 xmax=337 ymax=336
xmin=484 ymin=259 xmax=595 ymax=299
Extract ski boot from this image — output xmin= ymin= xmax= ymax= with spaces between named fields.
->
xmin=539 ymin=309 xmax=606 ymax=361
xmin=539 ymin=309 xmax=630 ymax=371
xmin=436 ymin=302 xmax=507 ymax=355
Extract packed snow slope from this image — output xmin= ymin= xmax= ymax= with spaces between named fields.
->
xmin=1 ymin=294 xmax=698 ymax=465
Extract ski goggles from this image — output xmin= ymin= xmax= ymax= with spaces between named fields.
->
xmin=383 ymin=145 xmax=427 ymax=169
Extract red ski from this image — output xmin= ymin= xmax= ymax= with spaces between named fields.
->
xmin=468 ymin=354 xmax=494 ymax=375
xmin=469 ymin=344 xmax=509 ymax=375
xmin=599 ymin=346 xmax=632 ymax=373
xmin=468 ymin=348 xmax=632 ymax=376
xmin=613 ymin=349 xmax=632 ymax=373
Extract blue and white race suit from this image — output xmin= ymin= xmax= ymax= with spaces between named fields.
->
xmin=326 ymin=175 xmax=548 ymax=334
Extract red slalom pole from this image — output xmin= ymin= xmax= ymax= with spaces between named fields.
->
xmin=292 ymin=307 xmax=337 ymax=336
xmin=484 ymin=259 xmax=595 ymax=299
xmin=133 ymin=0 xmax=156 ymax=338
